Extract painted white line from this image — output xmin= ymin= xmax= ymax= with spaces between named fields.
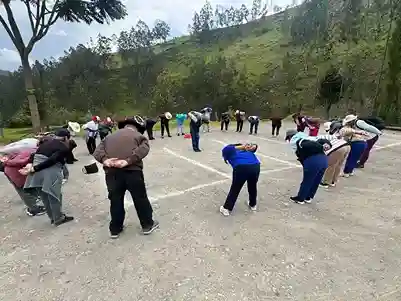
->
xmin=212 ymin=139 xmax=300 ymax=167
xmin=163 ymin=147 xmax=231 ymax=179
xmin=374 ymin=141 xmax=401 ymax=151
xmin=149 ymin=179 xmax=230 ymax=202
xmin=260 ymin=166 xmax=300 ymax=174
xmin=252 ymin=135 xmax=287 ymax=145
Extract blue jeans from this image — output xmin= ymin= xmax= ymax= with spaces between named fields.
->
xmin=297 ymin=154 xmax=328 ymax=201
xmin=191 ymin=130 xmax=200 ymax=151
xmin=344 ymin=141 xmax=367 ymax=174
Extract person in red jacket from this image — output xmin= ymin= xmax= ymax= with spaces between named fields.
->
xmin=2 ymin=149 xmax=46 ymax=216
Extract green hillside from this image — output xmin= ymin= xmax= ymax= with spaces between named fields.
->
xmin=0 ymin=0 xmax=397 ymax=128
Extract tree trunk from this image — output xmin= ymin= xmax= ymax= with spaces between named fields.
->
xmin=21 ymin=57 xmax=41 ymax=132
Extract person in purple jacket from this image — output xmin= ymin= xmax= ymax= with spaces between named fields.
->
xmin=220 ymin=143 xmax=261 ymax=216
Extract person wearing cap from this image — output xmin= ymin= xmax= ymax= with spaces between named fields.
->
xmin=200 ymin=106 xmax=212 ymax=133
xmin=82 ymin=116 xmax=100 ymax=154
xmin=220 ymin=111 xmax=230 ymax=131
xmin=285 ymin=130 xmax=330 ymax=204
xmin=188 ymin=111 xmax=203 ymax=152
xmin=338 ymin=114 xmax=372 ymax=177
xmin=248 ymin=115 xmax=260 ymax=135
xmin=1 ymin=148 xmax=46 ymax=217
xmin=219 ymin=143 xmax=260 ymax=216
xmin=93 ymin=116 xmax=159 ymax=238
xmin=176 ymin=113 xmax=187 ymax=136
xmin=21 ymin=128 xmax=74 ymax=226
xmin=235 ymin=110 xmax=246 ymax=132
xmin=159 ymin=112 xmax=172 ymax=138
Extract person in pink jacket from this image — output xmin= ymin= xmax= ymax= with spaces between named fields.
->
xmin=2 ymin=149 xmax=46 ymax=216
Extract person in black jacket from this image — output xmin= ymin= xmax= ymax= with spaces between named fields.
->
xmin=159 ymin=112 xmax=172 ymax=138
xmin=220 ymin=111 xmax=230 ymax=131
xmin=285 ymin=130 xmax=330 ymax=204
xmin=145 ymin=117 xmax=157 ymax=140
xmin=188 ymin=111 xmax=202 ymax=152
xmin=235 ymin=110 xmax=245 ymax=132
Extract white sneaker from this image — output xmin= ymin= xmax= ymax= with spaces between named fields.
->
xmin=305 ymin=199 xmax=312 ymax=204
xmin=219 ymin=206 xmax=230 ymax=216
xmin=343 ymin=174 xmax=350 ymax=178
xmin=247 ymin=201 xmax=257 ymax=211
xmin=330 ymin=183 xmax=336 ymax=187
xmin=62 ymin=179 xmax=67 ymax=185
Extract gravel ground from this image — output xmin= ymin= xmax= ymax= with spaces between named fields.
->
xmin=1 ymin=121 xmax=401 ymax=301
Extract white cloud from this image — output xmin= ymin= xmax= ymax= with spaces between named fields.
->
xmin=52 ymin=29 xmax=67 ymax=37
xmin=0 ymin=48 xmax=34 ymax=70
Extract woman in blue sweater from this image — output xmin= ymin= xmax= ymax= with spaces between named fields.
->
xmin=220 ymin=143 xmax=260 ymax=216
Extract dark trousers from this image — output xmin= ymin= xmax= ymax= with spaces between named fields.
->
xmin=272 ymin=124 xmax=281 ymax=136
xmin=99 ymin=132 xmax=108 ymax=141
xmin=236 ymin=120 xmax=244 ymax=132
xmin=223 ymin=164 xmax=260 ymax=211
xmin=358 ymin=135 xmax=379 ymax=165
xmin=344 ymin=141 xmax=367 ymax=174
xmin=191 ymin=130 xmax=200 ymax=151
xmin=161 ymin=122 xmax=171 ymax=137
xmin=105 ymin=169 xmax=154 ymax=232
xmin=146 ymin=126 xmax=154 ymax=139
xmin=86 ymin=137 xmax=96 ymax=154
xmin=249 ymin=121 xmax=259 ymax=134
xmin=297 ymin=154 xmax=328 ymax=201
xmin=221 ymin=120 xmax=229 ymax=131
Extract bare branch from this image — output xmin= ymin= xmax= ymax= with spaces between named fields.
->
xmin=22 ymin=0 xmax=36 ymax=34
xmin=0 ymin=13 xmax=17 ymax=46
xmin=1 ymin=1 xmax=26 ymax=52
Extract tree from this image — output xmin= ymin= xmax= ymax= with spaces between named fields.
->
xmin=0 ymin=0 xmax=127 ymax=131
xmin=190 ymin=12 xmax=202 ymax=34
xmin=318 ymin=67 xmax=344 ymax=118
xmin=152 ymin=20 xmax=170 ymax=43
xmin=251 ymin=0 xmax=262 ymax=20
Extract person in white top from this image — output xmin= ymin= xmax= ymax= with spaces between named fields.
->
xmin=82 ymin=116 xmax=100 ymax=154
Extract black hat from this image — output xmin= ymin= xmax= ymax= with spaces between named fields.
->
xmin=82 ymin=163 xmax=99 ymax=174
xmin=54 ymin=128 xmax=71 ymax=139
xmin=117 ymin=115 xmax=146 ymax=133
xmin=285 ymin=129 xmax=298 ymax=141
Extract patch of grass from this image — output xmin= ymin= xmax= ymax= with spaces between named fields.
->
xmin=0 ymin=128 xmax=33 ymax=144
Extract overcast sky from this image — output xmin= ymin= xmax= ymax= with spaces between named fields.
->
xmin=0 ymin=0 xmax=293 ymax=70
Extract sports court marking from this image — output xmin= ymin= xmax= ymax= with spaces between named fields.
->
xmin=250 ymin=135 xmax=287 ymax=145
xmin=374 ymin=141 xmax=401 ymax=151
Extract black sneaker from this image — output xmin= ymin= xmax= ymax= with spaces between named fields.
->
xmin=356 ymin=163 xmax=364 ymax=169
xmin=290 ymin=196 xmax=305 ymax=205
xmin=25 ymin=206 xmax=46 ymax=217
xmin=110 ymin=227 xmax=124 ymax=239
xmin=194 ymin=149 xmax=202 ymax=152
xmin=319 ymin=183 xmax=329 ymax=188
xmin=168 ymin=135 xmax=172 ymax=138
xmin=142 ymin=220 xmax=159 ymax=235
xmin=54 ymin=215 xmax=74 ymax=226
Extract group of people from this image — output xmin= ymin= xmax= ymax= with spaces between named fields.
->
xmin=0 ymin=108 xmax=386 ymax=239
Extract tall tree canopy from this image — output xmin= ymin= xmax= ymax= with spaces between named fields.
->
xmin=0 ymin=0 xmax=127 ymax=130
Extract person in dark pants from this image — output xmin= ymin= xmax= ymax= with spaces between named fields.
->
xmin=285 ymin=130 xmax=330 ymax=204
xmin=220 ymin=111 xmax=230 ymax=131
xmin=188 ymin=111 xmax=202 ymax=152
xmin=83 ymin=116 xmax=99 ymax=154
xmin=235 ymin=110 xmax=245 ymax=132
xmin=292 ymin=113 xmax=306 ymax=132
xmin=145 ymin=117 xmax=157 ymax=140
xmin=65 ymin=139 xmax=78 ymax=164
xmin=93 ymin=116 xmax=159 ymax=238
xmin=271 ymin=117 xmax=282 ymax=137
xmin=159 ymin=112 xmax=172 ymax=138
xmin=248 ymin=116 xmax=259 ymax=135
xmin=220 ymin=143 xmax=260 ymax=216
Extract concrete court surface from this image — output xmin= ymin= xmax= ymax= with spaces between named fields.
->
xmin=1 ymin=121 xmax=401 ymax=301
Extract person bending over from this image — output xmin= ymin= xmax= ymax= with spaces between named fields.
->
xmin=93 ymin=116 xmax=159 ymax=238
xmin=220 ymin=111 xmax=230 ymax=131
xmin=21 ymin=129 xmax=74 ymax=226
xmin=235 ymin=110 xmax=246 ymax=132
xmin=220 ymin=143 xmax=260 ymax=216
xmin=248 ymin=116 xmax=260 ymax=135
xmin=145 ymin=117 xmax=157 ymax=140
xmin=159 ymin=112 xmax=172 ymax=138
xmin=285 ymin=130 xmax=330 ymax=205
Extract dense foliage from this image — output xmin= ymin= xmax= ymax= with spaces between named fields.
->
xmin=1 ymin=0 xmax=400 ymax=128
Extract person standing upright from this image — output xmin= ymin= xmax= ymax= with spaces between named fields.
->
xmin=159 ymin=112 xmax=172 ymax=138
xmin=176 ymin=113 xmax=187 ymax=136
xmin=188 ymin=111 xmax=203 ymax=152
xmin=270 ymin=116 xmax=283 ymax=137
xmin=235 ymin=110 xmax=245 ymax=132
xmin=93 ymin=116 xmax=159 ymax=238
xmin=82 ymin=116 xmax=100 ymax=154
xmin=220 ymin=111 xmax=230 ymax=131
